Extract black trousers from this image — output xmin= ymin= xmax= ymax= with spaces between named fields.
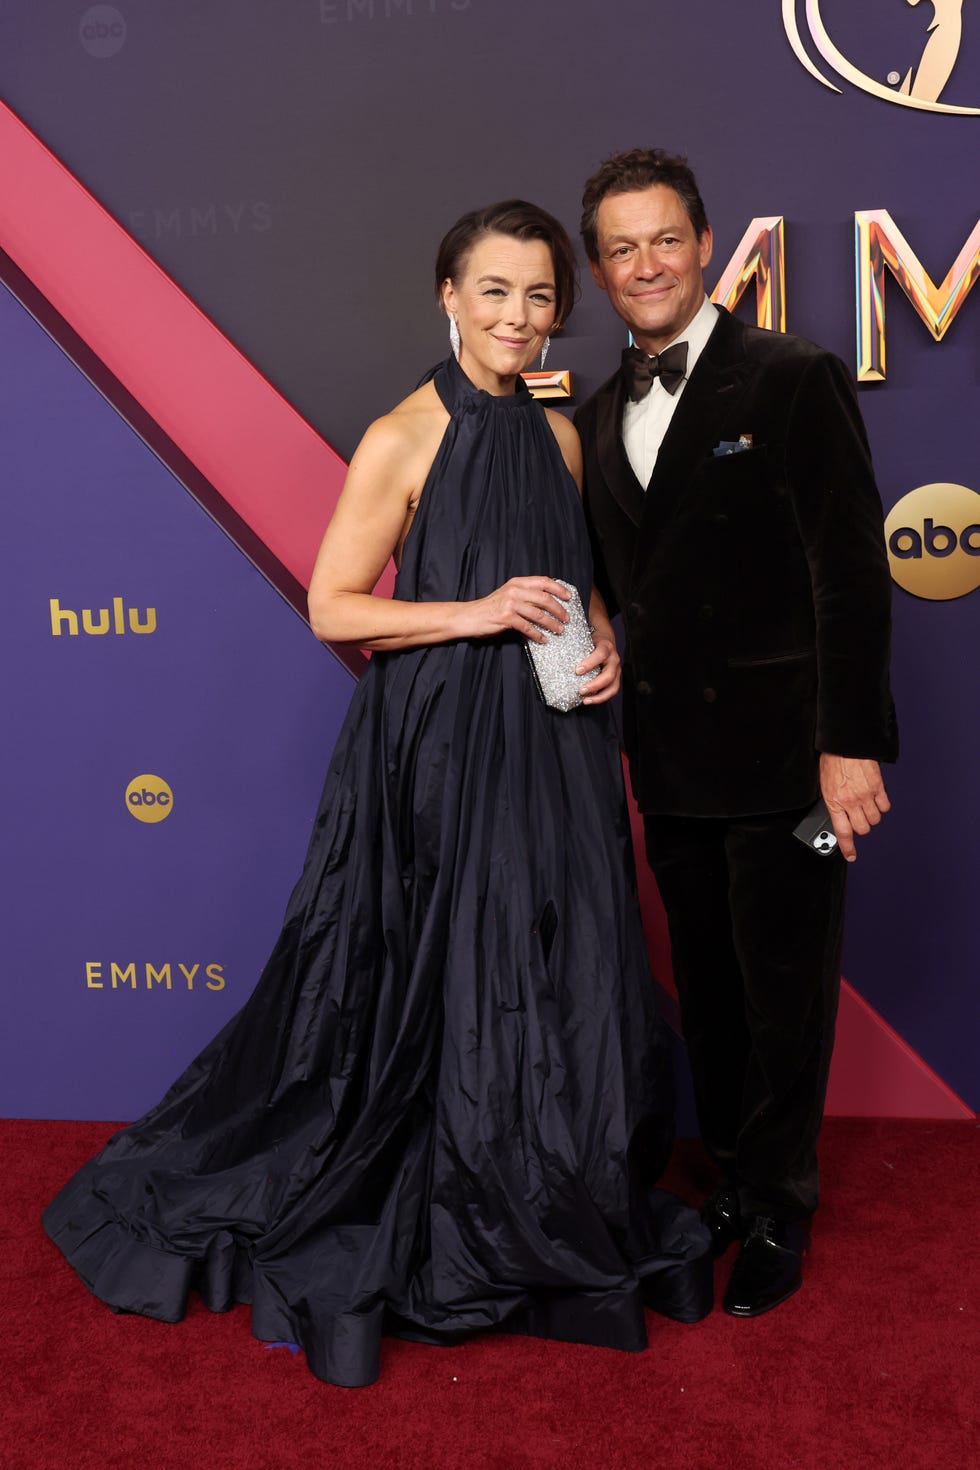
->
xmin=644 ymin=807 xmax=847 ymax=1221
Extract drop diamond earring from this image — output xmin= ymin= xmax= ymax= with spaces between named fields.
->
xmin=540 ymin=335 xmax=551 ymax=369
xmin=449 ymin=315 xmax=461 ymax=361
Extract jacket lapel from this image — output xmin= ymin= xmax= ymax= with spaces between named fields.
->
xmin=639 ymin=308 xmax=752 ymax=541
xmin=594 ymin=371 xmax=645 ymax=527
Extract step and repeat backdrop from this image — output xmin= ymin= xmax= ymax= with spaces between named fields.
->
xmin=0 ymin=0 xmax=977 ymax=1117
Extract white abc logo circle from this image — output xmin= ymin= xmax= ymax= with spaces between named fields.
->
xmin=79 ymin=5 xmax=127 ymax=59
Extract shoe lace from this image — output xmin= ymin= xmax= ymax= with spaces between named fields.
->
xmin=749 ymin=1215 xmax=777 ymax=1241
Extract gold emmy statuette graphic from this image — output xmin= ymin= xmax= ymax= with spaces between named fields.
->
xmin=900 ymin=0 xmax=964 ymax=100
xmin=783 ymin=0 xmax=980 ymax=115
xmin=125 ymin=773 xmax=174 ymax=823
xmin=885 ymin=483 xmax=980 ymax=599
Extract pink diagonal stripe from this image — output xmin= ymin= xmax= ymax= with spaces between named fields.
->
xmin=0 ymin=101 xmax=388 ymax=601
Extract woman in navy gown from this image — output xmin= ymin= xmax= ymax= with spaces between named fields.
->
xmin=44 ymin=200 xmax=712 ymax=1387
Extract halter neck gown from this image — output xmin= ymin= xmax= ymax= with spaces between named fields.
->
xmin=44 ymin=357 xmax=712 ymax=1387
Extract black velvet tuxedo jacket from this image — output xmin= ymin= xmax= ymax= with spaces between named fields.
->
xmin=575 ymin=308 xmax=898 ymax=817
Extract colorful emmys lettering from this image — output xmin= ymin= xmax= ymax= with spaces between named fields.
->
xmin=783 ymin=0 xmax=980 ymax=115
xmin=538 ymin=209 xmax=977 ymax=390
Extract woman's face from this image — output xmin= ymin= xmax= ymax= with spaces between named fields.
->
xmin=441 ymin=233 xmax=558 ymax=392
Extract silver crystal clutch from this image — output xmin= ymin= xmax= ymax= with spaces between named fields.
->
xmin=524 ymin=579 xmax=599 ymax=712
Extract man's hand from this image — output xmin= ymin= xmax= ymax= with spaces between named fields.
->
xmin=819 ymin=753 xmax=891 ymax=863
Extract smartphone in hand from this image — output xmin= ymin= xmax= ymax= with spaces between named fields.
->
xmin=792 ymin=799 xmax=839 ymax=857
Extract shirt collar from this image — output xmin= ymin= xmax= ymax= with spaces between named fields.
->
xmin=653 ymin=294 xmax=717 ymax=370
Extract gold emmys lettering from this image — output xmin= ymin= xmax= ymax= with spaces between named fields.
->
xmin=782 ymin=0 xmax=980 ymax=115
xmin=84 ymin=962 xmax=227 ymax=991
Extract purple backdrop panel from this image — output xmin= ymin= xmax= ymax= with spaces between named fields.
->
xmin=842 ymin=589 xmax=980 ymax=1097
xmin=0 ymin=281 xmax=355 ymax=1119
xmin=0 ymin=0 xmax=977 ymax=1108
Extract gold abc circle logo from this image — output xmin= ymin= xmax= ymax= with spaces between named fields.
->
xmin=885 ymin=483 xmax=980 ymax=601
xmin=125 ymin=774 xmax=174 ymax=824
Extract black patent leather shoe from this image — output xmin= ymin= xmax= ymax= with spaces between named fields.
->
xmin=723 ymin=1216 xmax=811 ymax=1318
xmin=700 ymin=1187 xmax=745 ymax=1258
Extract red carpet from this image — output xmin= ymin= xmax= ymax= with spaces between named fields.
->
xmin=2 ymin=1119 xmax=977 ymax=1470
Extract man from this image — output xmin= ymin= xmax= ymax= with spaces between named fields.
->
xmin=574 ymin=149 xmax=897 ymax=1318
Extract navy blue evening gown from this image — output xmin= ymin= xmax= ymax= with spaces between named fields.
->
xmin=44 ymin=357 xmax=712 ymax=1386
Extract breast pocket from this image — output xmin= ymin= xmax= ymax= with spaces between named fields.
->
xmin=701 ymin=443 xmax=771 ymax=488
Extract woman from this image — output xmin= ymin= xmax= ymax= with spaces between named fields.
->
xmin=44 ymin=200 xmax=712 ymax=1387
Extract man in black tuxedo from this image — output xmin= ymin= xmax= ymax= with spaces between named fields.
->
xmin=575 ymin=150 xmax=898 ymax=1317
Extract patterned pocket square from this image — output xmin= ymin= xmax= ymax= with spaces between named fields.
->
xmin=712 ymin=435 xmax=754 ymax=457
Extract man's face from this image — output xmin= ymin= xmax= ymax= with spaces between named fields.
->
xmin=589 ymin=184 xmax=713 ymax=355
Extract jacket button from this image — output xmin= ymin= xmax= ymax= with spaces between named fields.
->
xmin=714 ymin=513 xmax=729 ymax=528
xmin=628 ymin=601 xmax=644 ymax=619
xmin=702 ymin=687 xmax=717 ymax=703
xmin=698 ymin=603 xmax=714 ymax=622
xmin=636 ymin=680 xmax=653 ymax=696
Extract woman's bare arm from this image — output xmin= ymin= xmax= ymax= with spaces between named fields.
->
xmin=309 ymin=395 xmax=570 ymax=651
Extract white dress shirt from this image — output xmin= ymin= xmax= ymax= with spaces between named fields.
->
xmin=622 ymin=295 xmax=719 ymax=488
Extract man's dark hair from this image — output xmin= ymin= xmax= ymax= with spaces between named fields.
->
xmin=580 ymin=149 xmax=709 ymax=262
xmin=435 ymin=199 xmax=579 ymax=328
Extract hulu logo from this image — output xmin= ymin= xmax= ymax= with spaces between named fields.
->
xmin=49 ymin=597 xmax=157 ymax=636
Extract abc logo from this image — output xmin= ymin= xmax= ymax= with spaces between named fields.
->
xmin=125 ymin=774 xmax=174 ymax=824
xmin=885 ymin=483 xmax=980 ymax=601
xmin=79 ymin=5 xmax=127 ymax=59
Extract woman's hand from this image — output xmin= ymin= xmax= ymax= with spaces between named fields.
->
xmin=577 ymin=586 xmax=621 ymax=704
xmin=576 ymin=634 xmax=621 ymax=704
xmin=458 ymin=577 xmax=571 ymax=643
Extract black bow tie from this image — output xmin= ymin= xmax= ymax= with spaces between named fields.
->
xmin=622 ymin=342 xmax=689 ymax=401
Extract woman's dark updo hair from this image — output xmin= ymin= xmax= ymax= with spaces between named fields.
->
xmin=434 ymin=199 xmax=579 ymax=329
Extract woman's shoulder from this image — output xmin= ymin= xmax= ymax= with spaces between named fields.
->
xmin=387 ymin=377 xmax=447 ymax=428
xmin=543 ymin=407 xmax=582 ymax=485
xmin=543 ymin=406 xmax=579 ymax=451
xmin=353 ymin=381 xmax=447 ymax=467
